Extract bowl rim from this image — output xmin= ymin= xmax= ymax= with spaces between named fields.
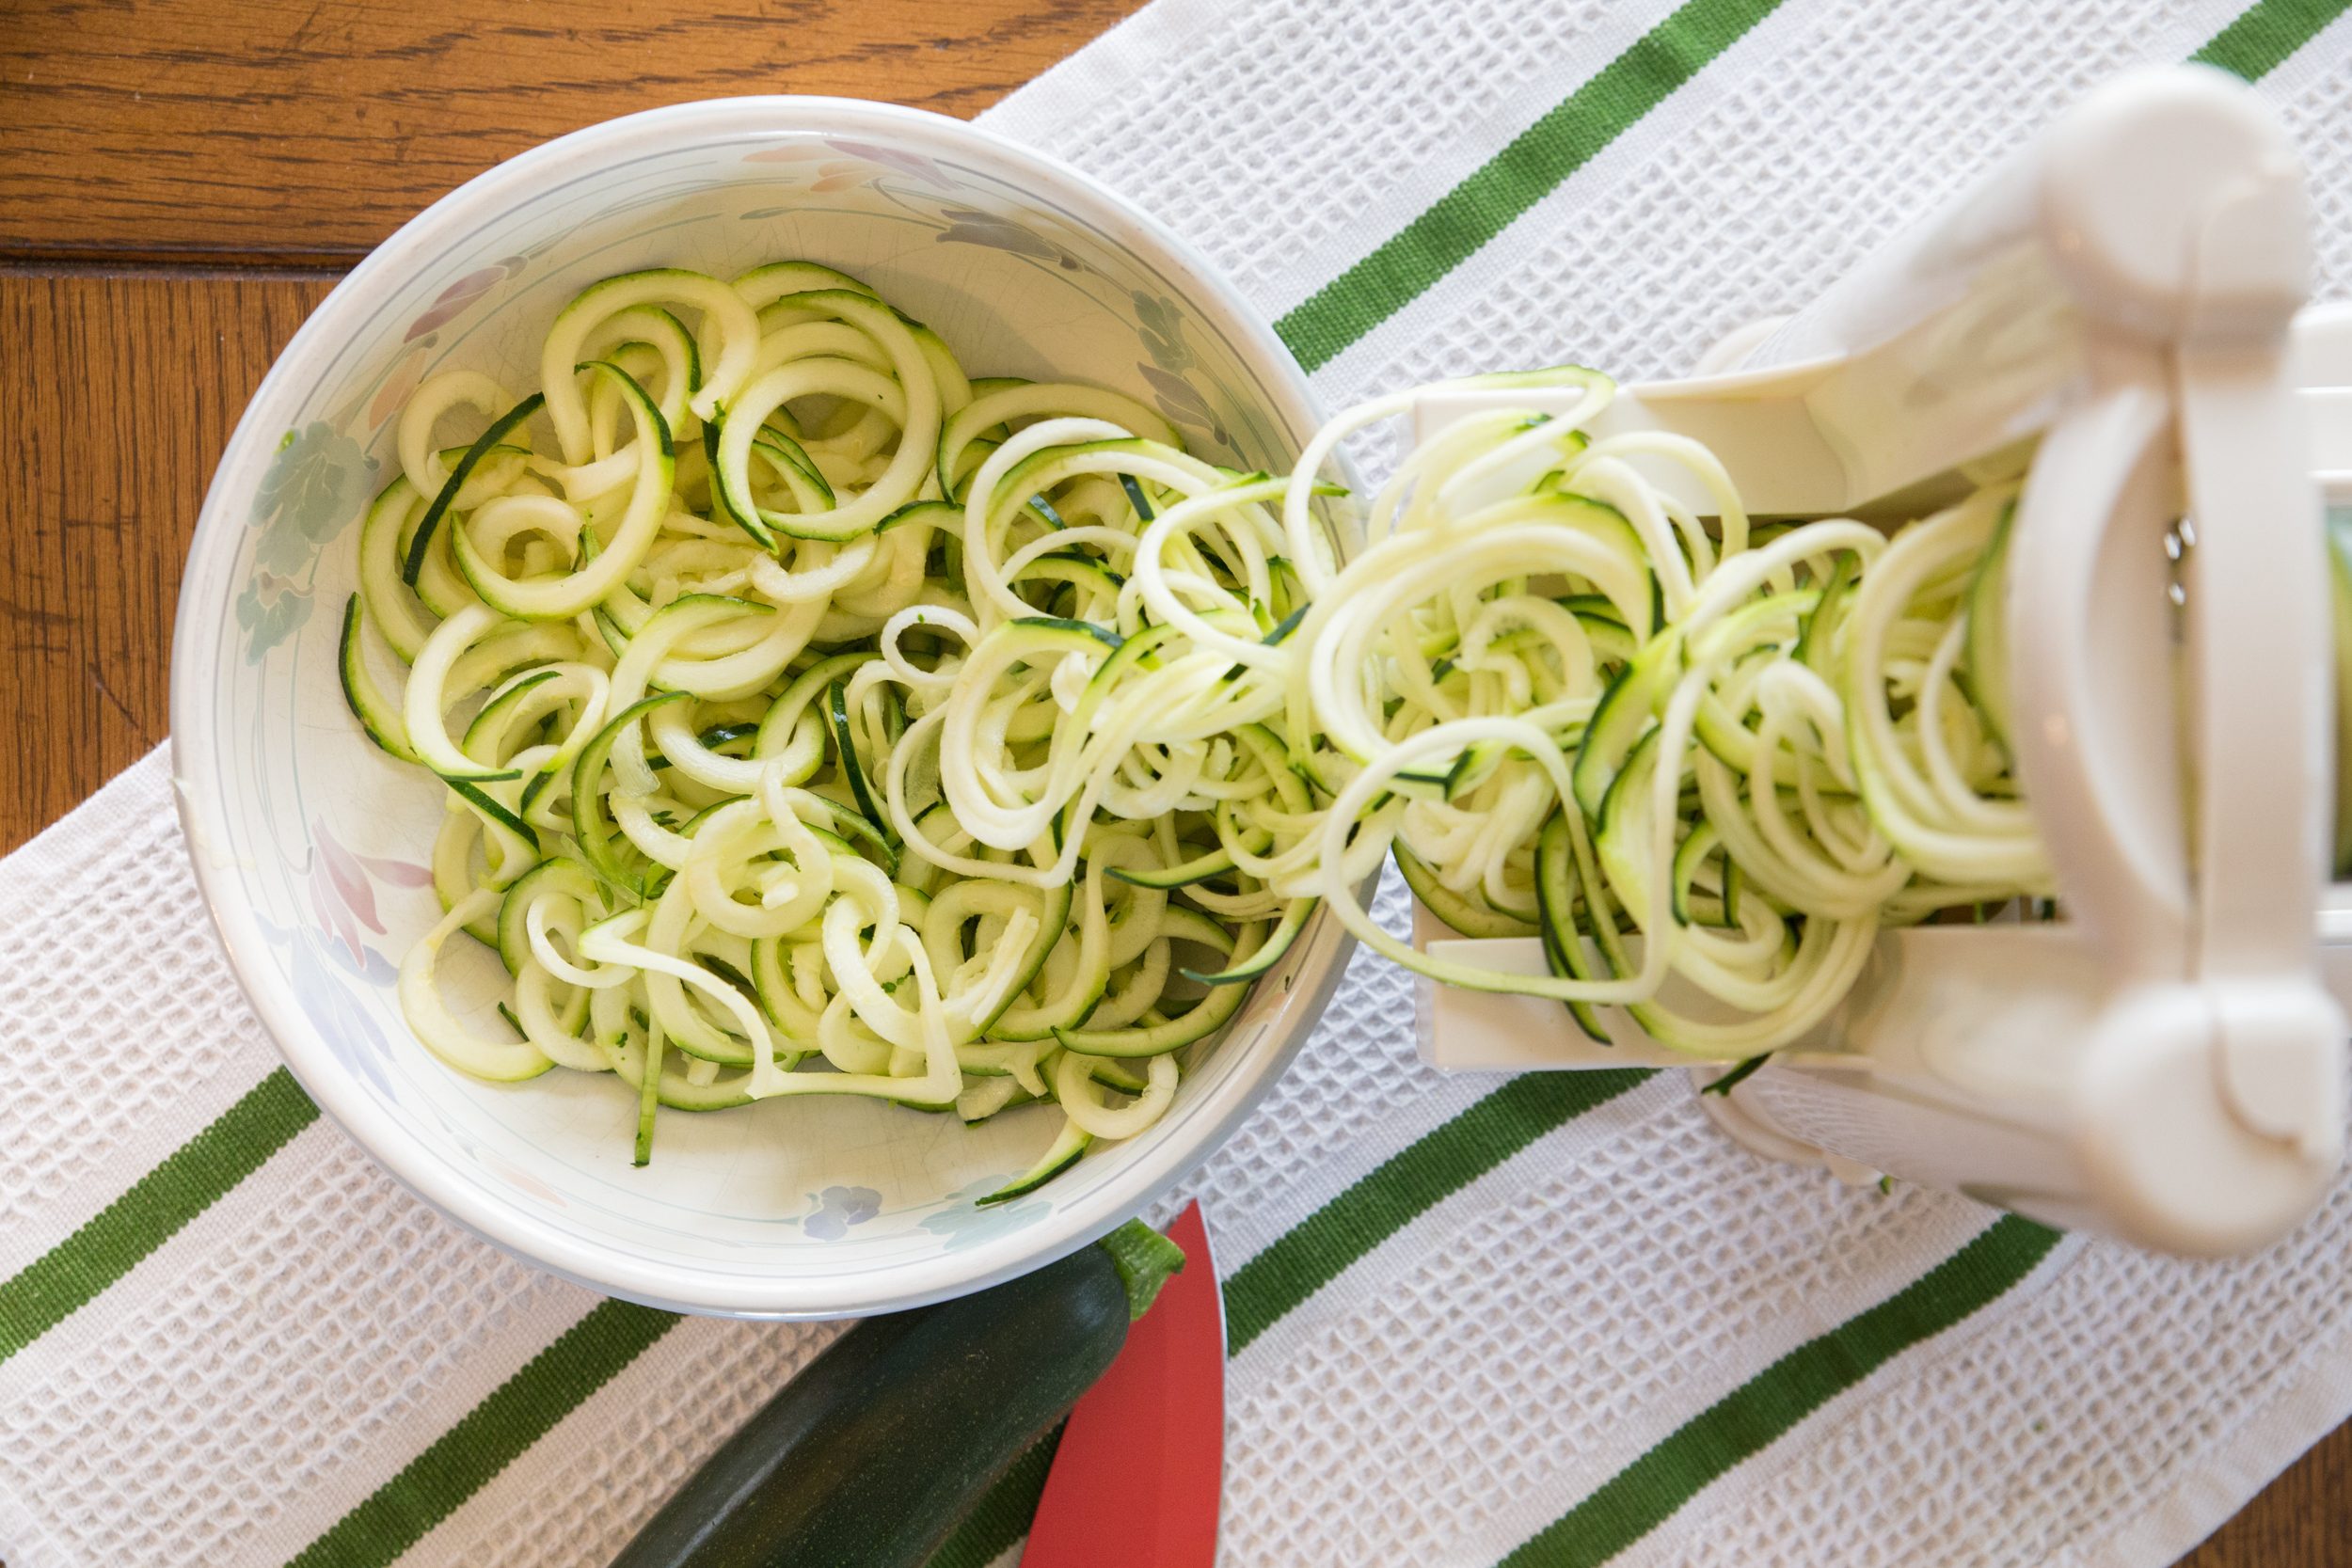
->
xmin=169 ymin=93 xmax=1347 ymax=1318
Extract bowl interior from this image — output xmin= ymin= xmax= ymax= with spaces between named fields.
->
xmin=174 ymin=102 xmax=1342 ymax=1316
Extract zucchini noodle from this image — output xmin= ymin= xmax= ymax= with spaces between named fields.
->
xmin=345 ymin=262 xmax=1261 ymax=1202
xmin=347 ymin=260 xmax=2059 ymax=1207
xmin=1256 ymin=371 xmax=2053 ymax=1057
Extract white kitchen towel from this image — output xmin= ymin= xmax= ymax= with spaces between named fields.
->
xmin=7 ymin=2 xmax=2352 ymax=1565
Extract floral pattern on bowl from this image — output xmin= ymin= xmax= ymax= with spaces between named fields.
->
xmin=803 ymin=1186 xmax=884 ymax=1240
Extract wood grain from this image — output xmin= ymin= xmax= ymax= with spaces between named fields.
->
xmin=2180 ymin=1421 xmax=2352 ymax=1565
xmin=1 ymin=0 xmax=1143 ymax=266
xmin=0 ymin=268 xmax=334 ymax=853
xmin=0 ymin=2 xmax=2344 ymax=1562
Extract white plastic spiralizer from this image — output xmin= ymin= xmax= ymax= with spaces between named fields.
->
xmin=1415 ymin=65 xmax=2352 ymax=1258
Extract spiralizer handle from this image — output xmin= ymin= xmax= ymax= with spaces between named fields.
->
xmin=2011 ymin=67 xmax=2343 ymax=1159
xmin=1738 ymin=69 xmax=2346 ymax=1254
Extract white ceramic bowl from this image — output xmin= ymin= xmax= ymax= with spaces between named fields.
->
xmin=171 ymin=97 xmax=1348 ymax=1318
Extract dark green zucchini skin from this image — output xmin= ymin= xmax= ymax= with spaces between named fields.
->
xmin=609 ymin=1243 xmax=1131 ymax=1568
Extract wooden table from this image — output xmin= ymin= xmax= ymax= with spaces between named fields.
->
xmin=0 ymin=4 xmax=2342 ymax=1562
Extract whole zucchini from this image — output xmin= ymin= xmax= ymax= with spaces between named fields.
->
xmin=610 ymin=1223 xmax=1183 ymax=1568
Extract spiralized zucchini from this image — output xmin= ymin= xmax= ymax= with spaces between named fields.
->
xmin=924 ymin=359 xmax=2045 ymax=1066
xmin=344 ymin=262 xmax=1276 ymax=1201
xmin=1255 ymin=372 xmax=2054 ymax=1058
xmin=346 ymin=261 xmax=2054 ymax=1205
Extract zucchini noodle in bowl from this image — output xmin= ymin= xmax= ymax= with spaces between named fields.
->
xmin=170 ymin=99 xmax=1344 ymax=1318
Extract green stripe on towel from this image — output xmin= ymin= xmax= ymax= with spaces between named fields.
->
xmin=0 ymin=1066 xmax=318 ymax=1364
xmin=288 ymin=1298 xmax=682 ymax=1568
xmin=2192 ymin=0 xmax=2350 ymax=79
xmin=1275 ymin=0 xmax=1787 ymax=372
xmin=1497 ymin=1216 xmax=2063 ymax=1568
xmin=1224 ymin=1069 xmax=1656 ymax=1354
